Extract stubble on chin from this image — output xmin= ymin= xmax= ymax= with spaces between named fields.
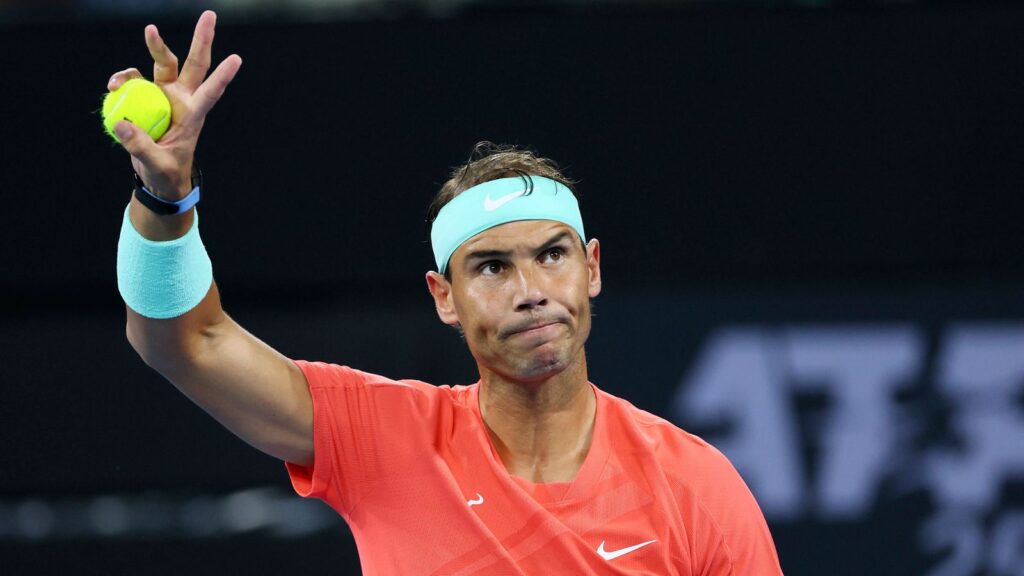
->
xmin=504 ymin=335 xmax=585 ymax=383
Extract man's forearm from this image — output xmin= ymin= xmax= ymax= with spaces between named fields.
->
xmin=126 ymin=277 xmax=227 ymax=372
xmin=124 ymin=193 xmax=227 ymax=368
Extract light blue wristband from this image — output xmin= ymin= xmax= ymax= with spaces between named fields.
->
xmin=116 ymin=203 xmax=213 ymax=319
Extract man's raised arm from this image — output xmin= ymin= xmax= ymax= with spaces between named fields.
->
xmin=113 ymin=11 xmax=313 ymax=466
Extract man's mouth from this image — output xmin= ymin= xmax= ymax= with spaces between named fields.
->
xmin=504 ymin=319 xmax=566 ymax=339
xmin=517 ymin=322 xmax=557 ymax=334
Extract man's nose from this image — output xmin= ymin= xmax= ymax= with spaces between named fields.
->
xmin=513 ymin=265 xmax=548 ymax=311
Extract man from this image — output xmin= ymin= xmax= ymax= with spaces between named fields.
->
xmin=113 ymin=11 xmax=783 ymax=575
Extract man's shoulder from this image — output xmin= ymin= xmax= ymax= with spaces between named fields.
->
xmin=292 ymin=360 xmax=477 ymax=403
xmin=599 ymin=387 xmax=765 ymax=531
xmin=598 ymin=387 xmax=738 ymax=483
xmin=599 ymin=387 xmax=709 ymax=447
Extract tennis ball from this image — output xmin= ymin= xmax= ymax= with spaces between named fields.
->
xmin=102 ymin=78 xmax=172 ymax=143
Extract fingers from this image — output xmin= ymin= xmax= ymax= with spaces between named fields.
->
xmin=113 ymin=120 xmax=159 ymax=167
xmin=108 ymin=68 xmax=143 ymax=91
xmin=145 ymin=24 xmax=179 ymax=84
xmin=178 ymin=10 xmax=217 ymax=91
xmin=191 ymin=54 xmax=242 ymax=120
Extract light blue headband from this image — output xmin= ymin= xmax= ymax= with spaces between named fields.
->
xmin=430 ymin=175 xmax=586 ymax=273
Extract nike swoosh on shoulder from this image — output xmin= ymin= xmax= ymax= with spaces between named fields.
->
xmin=483 ymin=189 xmax=528 ymax=211
xmin=596 ymin=539 xmax=657 ymax=561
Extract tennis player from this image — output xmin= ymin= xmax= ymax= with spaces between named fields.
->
xmin=113 ymin=11 xmax=783 ymax=575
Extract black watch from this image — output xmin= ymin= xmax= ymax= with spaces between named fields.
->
xmin=132 ymin=163 xmax=203 ymax=216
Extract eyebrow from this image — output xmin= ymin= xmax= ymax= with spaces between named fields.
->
xmin=462 ymin=231 xmax=575 ymax=268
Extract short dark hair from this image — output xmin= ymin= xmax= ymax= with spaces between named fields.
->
xmin=428 ymin=141 xmax=578 ymax=223
xmin=428 ymin=142 xmax=581 ymax=280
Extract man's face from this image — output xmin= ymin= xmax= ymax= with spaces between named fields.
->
xmin=426 ymin=220 xmax=602 ymax=384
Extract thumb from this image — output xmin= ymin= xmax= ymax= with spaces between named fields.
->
xmin=114 ymin=120 xmax=158 ymax=165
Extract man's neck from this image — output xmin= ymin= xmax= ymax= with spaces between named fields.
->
xmin=478 ymin=356 xmax=597 ymax=484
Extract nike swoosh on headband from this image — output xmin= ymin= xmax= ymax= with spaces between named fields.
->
xmin=431 ymin=175 xmax=585 ymax=273
xmin=483 ymin=189 xmax=528 ymax=212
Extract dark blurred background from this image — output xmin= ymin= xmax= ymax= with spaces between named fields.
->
xmin=2 ymin=1 xmax=1023 ymax=574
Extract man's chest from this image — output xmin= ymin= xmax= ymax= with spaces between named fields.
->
xmin=354 ymin=451 xmax=690 ymax=575
xmin=348 ymin=404 xmax=693 ymax=575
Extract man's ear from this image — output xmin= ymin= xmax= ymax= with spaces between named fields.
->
xmin=586 ymin=238 xmax=602 ymax=298
xmin=425 ymin=271 xmax=460 ymax=326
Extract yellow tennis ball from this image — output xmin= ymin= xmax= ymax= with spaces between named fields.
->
xmin=102 ymin=78 xmax=172 ymax=143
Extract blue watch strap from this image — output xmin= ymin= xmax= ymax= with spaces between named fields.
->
xmin=135 ymin=182 xmax=201 ymax=215
xmin=131 ymin=166 xmax=203 ymax=216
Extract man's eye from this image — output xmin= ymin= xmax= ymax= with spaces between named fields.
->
xmin=543 ymin=249 xmax=564 ymax=262
xmin=481 ymin=262 xmax=504 ymax=275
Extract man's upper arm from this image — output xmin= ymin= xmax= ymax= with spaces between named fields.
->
xmin=154 ymin=312 xmax=315 ymax=466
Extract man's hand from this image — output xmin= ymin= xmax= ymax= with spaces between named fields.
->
xmin=107 ymin=10 xmax=241 ymax=200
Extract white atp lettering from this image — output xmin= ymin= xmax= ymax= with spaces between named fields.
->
xmin=674 ymin=325 xmax=922 ymax=520
xmin=927 ymin=325 xmax=1024 ymax=511
xmin=784 ymin=327 xmax=922 ymax=519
